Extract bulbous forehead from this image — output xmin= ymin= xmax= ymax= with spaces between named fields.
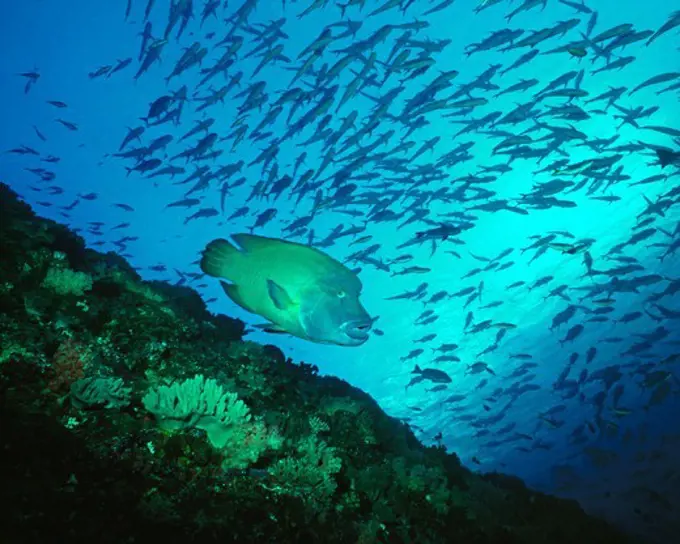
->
xmin=321 ymin=268 xmax=363 ymax=294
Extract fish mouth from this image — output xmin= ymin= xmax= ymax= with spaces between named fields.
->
xmin=341 ymin=319 xmax=372 ymax=344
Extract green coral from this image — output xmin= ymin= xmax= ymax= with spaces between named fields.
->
xmin=143 ymin=374 xmax=281 ymax=469
xmin=41 ymin=264 xmax=92 ymax=296
xmin=308 ymin=415 xmax=330 ymax=435
xmin=267 ymin=434 xmax=342 ymax=508
xmin=70 ymin=376 xmax=132 ymax=410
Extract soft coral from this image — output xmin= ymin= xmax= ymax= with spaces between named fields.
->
xmin=46 ymin=338 xmax=86 ymax=393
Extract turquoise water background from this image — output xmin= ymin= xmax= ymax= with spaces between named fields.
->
xmin=2 ymin=1 xmax=679 ymax=541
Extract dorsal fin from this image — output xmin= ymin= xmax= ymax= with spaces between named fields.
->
xmin=232 ymin=233 xmax=278 ymax=253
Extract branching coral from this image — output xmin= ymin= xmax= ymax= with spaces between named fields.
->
xmin=267 ymin=434 xmax=342 ymax=508
xmin=70 ymin=376 xmax=132 ymax=410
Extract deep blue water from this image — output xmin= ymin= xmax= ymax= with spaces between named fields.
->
xmin=2 ymin=0 xmax=679 ymax=541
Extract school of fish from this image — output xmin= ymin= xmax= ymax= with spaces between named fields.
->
xmin=4 ymin=0 xmax=680 ymax=542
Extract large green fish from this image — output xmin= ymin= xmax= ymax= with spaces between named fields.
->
xmin=200 ymin=233 xmax=372 ymax=346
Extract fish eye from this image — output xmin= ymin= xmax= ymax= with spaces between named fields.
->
xmin=337 ymin=290 xmax=346 ymax=298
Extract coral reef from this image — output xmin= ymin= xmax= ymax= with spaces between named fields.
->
xmin=0 ymin=183 xmax=629 ymax=543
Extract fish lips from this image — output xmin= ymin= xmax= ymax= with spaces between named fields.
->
xmin=340 ymin=319 xmax=372 ymax=345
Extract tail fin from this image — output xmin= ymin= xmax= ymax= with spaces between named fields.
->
xmin=655 ymin=148 xmax=678 ymax=168
xmin=200 ymin=238 xmax=240 ymax=278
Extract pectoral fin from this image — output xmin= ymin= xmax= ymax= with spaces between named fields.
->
xmin=254 ymin=323 xmax=288 ymax=334
xmin=267 ymin=279 xmax=295 ymax=311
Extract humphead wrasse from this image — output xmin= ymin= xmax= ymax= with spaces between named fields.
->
xmin=201 ymin=233 xmax=372 ymax=346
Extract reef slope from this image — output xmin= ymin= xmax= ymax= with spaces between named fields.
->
xmin=0 ymin=183 xmax=628 ymax=543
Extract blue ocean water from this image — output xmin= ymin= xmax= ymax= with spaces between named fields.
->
xmin=1 ymin=0 xmax=679 ymax=541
